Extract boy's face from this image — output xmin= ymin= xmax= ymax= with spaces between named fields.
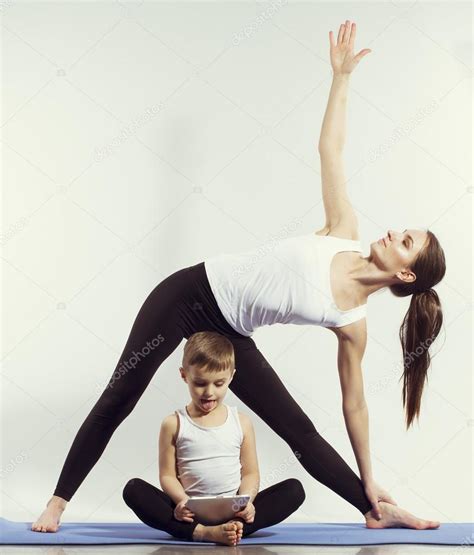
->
xmin=179 ymin=364 xmax=235 ymax=414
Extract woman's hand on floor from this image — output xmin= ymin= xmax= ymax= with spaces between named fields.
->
xmin=329 ymin=20 xmax=372 ymax=76
xmin=363 ymin=479 xmax=398 ymax=520
xmin=233 ymin=500 xmax=255 ymax=523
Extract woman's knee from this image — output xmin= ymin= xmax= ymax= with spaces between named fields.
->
xmin=94 ymin=388 xmax=141 ymax=425
xmin=282 ymin=413 xmax=323 ymax=449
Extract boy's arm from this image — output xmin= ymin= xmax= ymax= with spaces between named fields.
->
xmin=159 ymin=414 xmax=189 ymax=505
xmin=237 ymin=413 xmax=260 ymax=503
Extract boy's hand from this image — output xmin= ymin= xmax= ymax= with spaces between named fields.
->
xmin=234 ymin=500 xmax=255 ymax=523
xmin=174 ymin=498 xmax=195 ymax=522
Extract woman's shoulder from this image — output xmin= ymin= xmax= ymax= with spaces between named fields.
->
xmin=314 ymin=223 xmax=360 ymax=242
xmin=327 ymin=317 xmax=367 ymax=344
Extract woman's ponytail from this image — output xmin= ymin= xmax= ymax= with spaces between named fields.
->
xmin=390 ymin=231 xmax=446 ymax=429
xmin=398 ymin=288 xmax=444 ymax=429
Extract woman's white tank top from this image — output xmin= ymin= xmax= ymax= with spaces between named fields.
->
xmin=175 ymin=404 xmax=243 ymax=497
xmin=204 ymin=232 xmax=367 ymax=337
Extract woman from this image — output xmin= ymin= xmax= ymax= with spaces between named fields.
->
xmin=33 ymin=20 xmax=445 ymax=533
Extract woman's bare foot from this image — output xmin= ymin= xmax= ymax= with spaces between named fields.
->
xmin=365 ymin=501 xmax=440 ymax=529
xmin=192 ymin=520 xmax=243 ymax=545
xmin=31 ymin=497 xmax=67 ymax=533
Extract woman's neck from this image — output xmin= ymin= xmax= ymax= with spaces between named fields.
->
xmin=348 ymin=255 xmax=397 ymax=301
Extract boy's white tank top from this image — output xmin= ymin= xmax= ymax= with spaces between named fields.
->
xmin=204 ymin=232 xmax=368 ymax=337
xmin=175 ymin=404 xmax=243 ymax=497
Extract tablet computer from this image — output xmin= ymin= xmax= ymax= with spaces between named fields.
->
xmin=185 ymin=494 xmax=250 ymax=525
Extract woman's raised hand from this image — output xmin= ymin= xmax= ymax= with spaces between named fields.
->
xmin=329 ymin=20 xmax=372 ymax=76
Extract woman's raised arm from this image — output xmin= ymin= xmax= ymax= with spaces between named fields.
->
xmin=318 ymin=21 xmax=371 ymax=231
xmin=319 ymin=20 xmax=371 ymax=151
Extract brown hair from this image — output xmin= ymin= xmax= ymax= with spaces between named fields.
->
xmin=182 ymin=331 xmax=235 ymax=374
xmin=389 ymin=230 xmax=446 ymax=430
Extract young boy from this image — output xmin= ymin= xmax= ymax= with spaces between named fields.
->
xmin=123 ymin=331 xmax=306 ymax=545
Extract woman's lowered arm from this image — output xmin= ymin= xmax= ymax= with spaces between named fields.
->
xmin=335 ymin=323 xmax=373 ymax=482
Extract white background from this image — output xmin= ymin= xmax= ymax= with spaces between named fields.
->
xmin=1 ymin=0 xmax=472 ymax=524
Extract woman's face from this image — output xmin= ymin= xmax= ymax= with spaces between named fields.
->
xmin=371 ymin=228 xmax=429 ymax=284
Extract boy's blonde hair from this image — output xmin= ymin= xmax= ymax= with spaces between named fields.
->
xmin=182 ymin=331 xmax=235 ymax=374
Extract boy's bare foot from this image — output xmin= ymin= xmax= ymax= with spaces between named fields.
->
xmin=31 ymin=497 xmax=67 ymax=533
xmin=229 ymin=519 xmax=244 ymax=542
xmin=365 ymin=501 xmax=441 ymax=529
xmin=192 ymin=520 xmax=243 ymax=545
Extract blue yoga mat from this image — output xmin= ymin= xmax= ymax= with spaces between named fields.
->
xmin=1 ymin=518 xmax=472 ymax=545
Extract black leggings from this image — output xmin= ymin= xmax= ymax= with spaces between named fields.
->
xmin=122 ymin=477 xmax=305 ymax=541
xmin=53 ymin=262 xmax=372 ymax=516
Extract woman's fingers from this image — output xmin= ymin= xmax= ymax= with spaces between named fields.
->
xmin=354 ymin=48 xmax=371 ymax=63
xmin=375 ymin=503 xmax=382 ymax=520
xmin=337 ymin=23 xmax=345 ymax=45
xmin=382 ymin=493 xmax=398 ymax=505
xmin=348 ymin=22 xmax=356 ymax=49
xmin=371 ymin=498 xmax=382 ymax=520
xmin=365 ymin=487 xmax=382 ymax=519
xmin=343 ymin=20 xmax=351 ymax=44
xmin=333 ymin=20 xmax=357 ymax=50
